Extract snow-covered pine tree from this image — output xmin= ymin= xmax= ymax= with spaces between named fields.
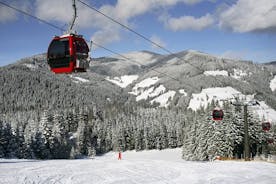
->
xmin=0 ymin=120 xmax=5 ymax=157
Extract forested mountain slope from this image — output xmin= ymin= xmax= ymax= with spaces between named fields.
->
xmin=0 ymin=50 xmax=276 ymax=160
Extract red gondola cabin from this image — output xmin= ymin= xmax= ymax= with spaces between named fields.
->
xmin=262 ymin=122 xmax=271 ymax=131
xmin=47 ymin=34 xmax=90 ymax=74
xmin=267 ymin=138 xmax=274 ymax=144
xmin=213 ymin=109 xmax=224 ymax=121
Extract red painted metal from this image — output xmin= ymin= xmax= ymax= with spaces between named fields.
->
xmin=262 ymin=122 xmax=271 ymax=131
xmin=213 ymin=109 xmax=224 ymax=121
xmin=47 ymin=34 xmax=89 ymax=74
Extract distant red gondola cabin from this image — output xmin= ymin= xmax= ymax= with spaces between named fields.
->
xmin=213 ymin=109 xmax=224 ymax=121
xmin=47 ymin=34 xmax=90 ymax=74
xmin=267 ymin=138 xmax=274 ymax=144
xmin=262 ymin=122 xmax=271 ymax=131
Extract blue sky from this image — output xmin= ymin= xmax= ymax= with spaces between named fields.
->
xmin=1 ymin=0 xmax=276 ymax=66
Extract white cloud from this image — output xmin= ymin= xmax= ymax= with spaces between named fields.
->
xmin=34 ymin=0 xmax=122 ymax=45
xmin=150 ymin=35 xmax=166 ymax=49
xmin=0 ymin=5 xmax=17 ymax=23
xmin=91 ymin=28 xmax=121 ymax=47
xmin=0 ymin=1 xmax=31 ymax=23
xmin=33 ymin=0 xmax=212 ymax=44
xmin=163 ymin=13 xmax=214 ymax=31
xmin=35 ymin=0 xmax=72 ymax=23
xmin=219 ymin=0 xmax=276 ymax=32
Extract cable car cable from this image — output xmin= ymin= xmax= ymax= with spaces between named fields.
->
xmin=0 ymin=1 xmax=66 ymax=32
xmin=1 ymin=0 xmax=267 ymax=112
xmin=0 ymin=1 xmax=188 ymax=87
xmin=77 ymin=0 xmax=173 ymax=55
xmin=77 ymin=0 xmax=266 ymax=105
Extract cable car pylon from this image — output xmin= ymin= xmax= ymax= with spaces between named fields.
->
xmin=230 ymin=98 xmax=260 ymax=161
xmin=47 ymin=0 xmax=90 ymax=74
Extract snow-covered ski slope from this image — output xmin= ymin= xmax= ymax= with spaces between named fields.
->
xmin=1 ymin=148 xmax=276 ymax=184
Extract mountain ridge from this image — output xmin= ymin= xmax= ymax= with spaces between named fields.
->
xmin=1 ymin=50 xmax=276 ymax=115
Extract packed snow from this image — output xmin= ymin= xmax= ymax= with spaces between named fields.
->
xmin=106 ymin=75 xmax=139 ymax=88
xmin=270 ymin=75 xmax=276 ymax=91
xmin=204 ymin=70 xmax=228 ymax=76
xmin=1 ymin=148 xmax=276 ymax=184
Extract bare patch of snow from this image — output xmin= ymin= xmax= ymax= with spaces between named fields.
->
xmin=151 ymin=90 xmax=176 ymax=107
xmin=136 ymin=85 xmax=166 ymax=101
xmin=270 ymin=75 xmax=276 ymax=91
xmin=188 ymin=87 xmax=242 ymax=111
xmin=71 ymin=76 xmax=89 ymax=83
xmin=230 ymin=69 xmax=249 ymax=80
xmin=149 ymin=85 xmax=166 ymax=98
xmin=204 ymin=70 xmax=228 ymax=76
xmin=106 ymin=75 xmax=139 ymax=88
xmin=251 ymin=101 xmax=276 ymax=123
xmin=179 ymin=89 xmax=188 ymax=96
xmin=136 ymin=87 xmax=155 ymax=101
xmin=129 ymin=77 xmax=159 ymax=96
xmin=23 ymin=64 xmax=37 ymax=70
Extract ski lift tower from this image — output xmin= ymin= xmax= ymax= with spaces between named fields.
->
xmin=231 ymin=98 xmax=260 ymax=161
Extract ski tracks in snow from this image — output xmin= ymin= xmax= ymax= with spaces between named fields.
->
xmin=1 ymin=149 xmax=276 ymax=184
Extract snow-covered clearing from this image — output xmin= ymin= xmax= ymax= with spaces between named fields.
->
xmin=230 ymin=69 xmax=249 ymax=80
xmin=270 ymin=75 xmax=276 ymax=91
xmin=204 ymin=70 xmax=228 ymax=76
xmin=130 ymin=77 xmax=160 ymax=95
xmin=23 ymin=63 xmax=37 ymax=70
xmin=106 ymin=75 xmax=139 ymax=88
xmin=203 ymin=69 xmax=251 ymax=81
xmin=1 ymin=148 xmax=276 ymax=184
xmin=150 ymin=90 xmax=176 ymax=107
xmin=188 ymin=86 xmax=242 ymax=111
xmin=251 ymin=101 xmax=276 ymax=123
xmin=179 ymin=89 xmax=188 ymax=96
xmin=128 ymin=77 xmax=176 ymax=107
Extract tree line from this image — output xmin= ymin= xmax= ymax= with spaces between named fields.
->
xmin=0 ymin=101 xmax=274 ymax=160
